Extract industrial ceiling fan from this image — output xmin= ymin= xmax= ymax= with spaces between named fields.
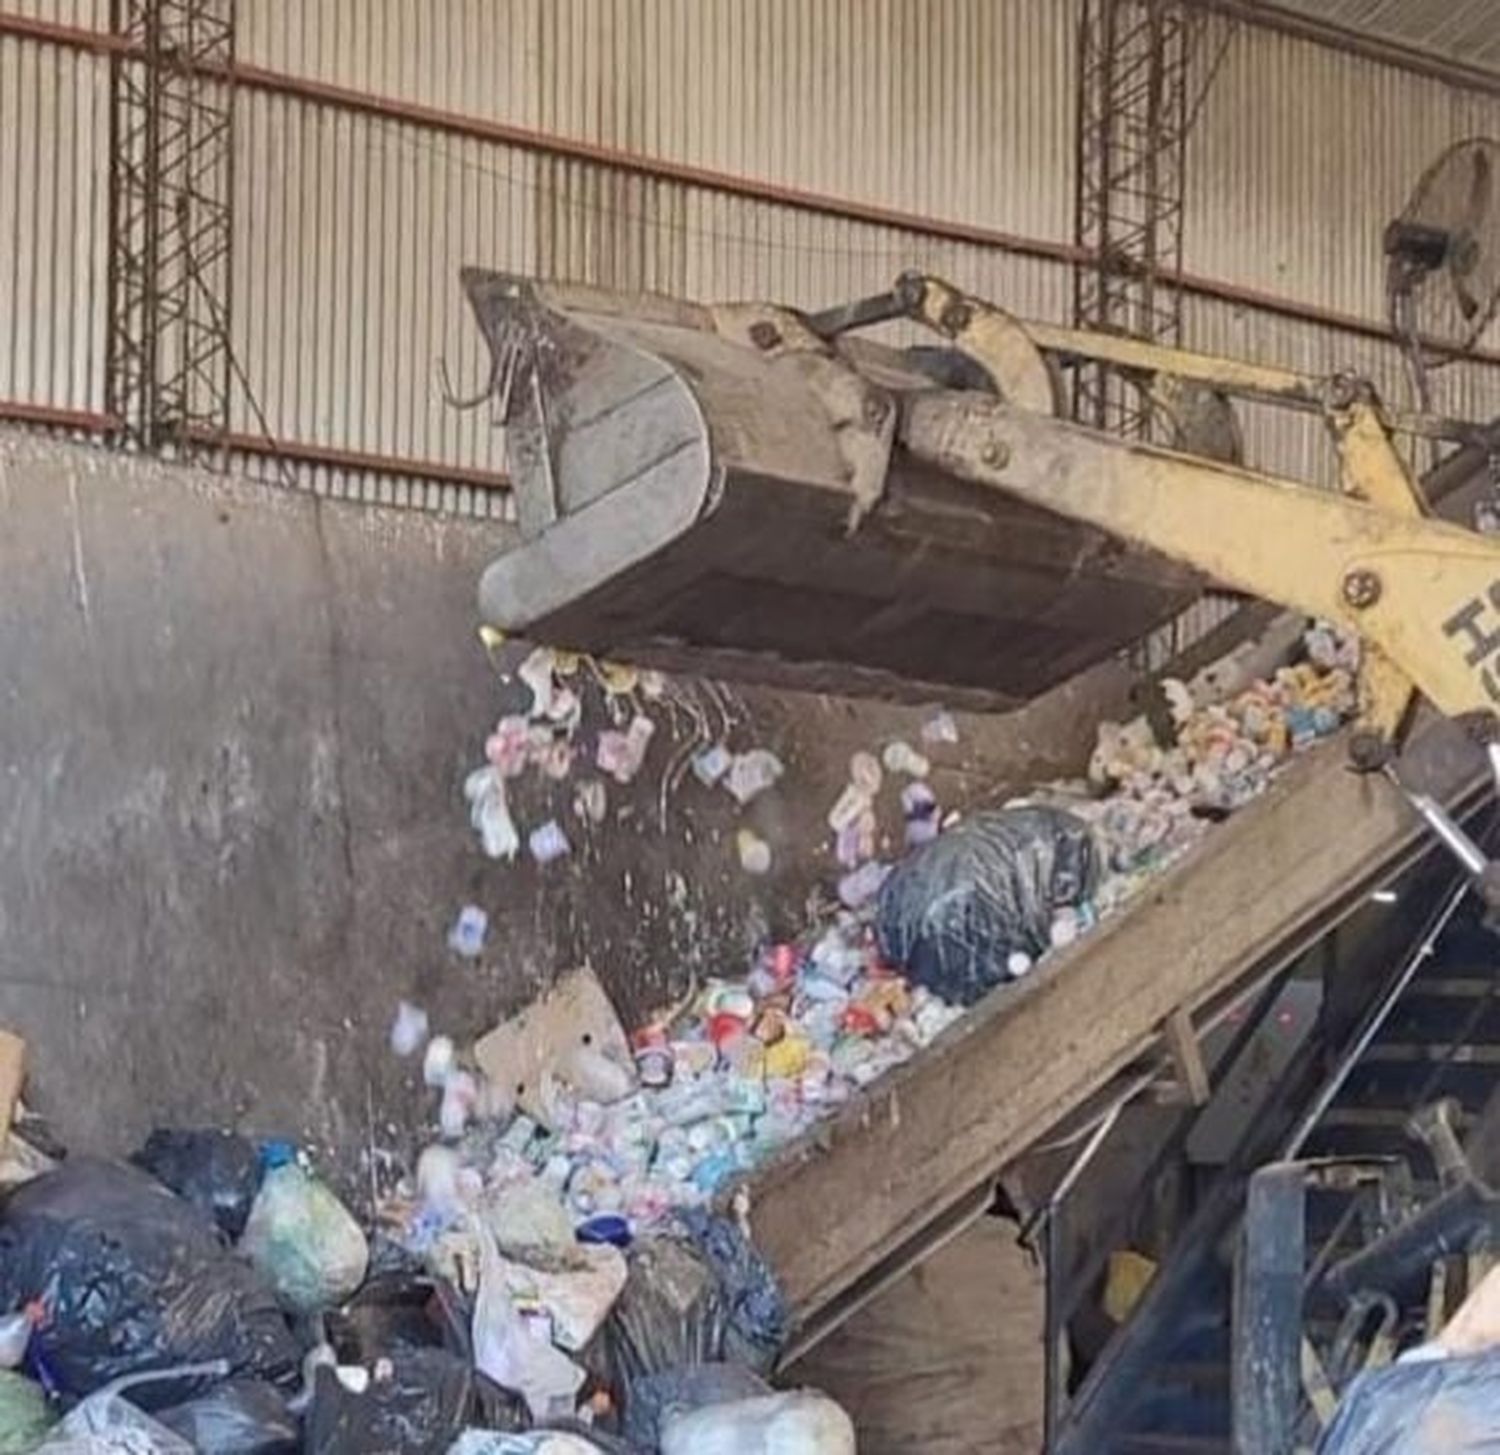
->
xmin=1385 ymin=137 xmax=1500 ymax=406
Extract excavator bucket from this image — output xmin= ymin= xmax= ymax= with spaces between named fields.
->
xmin=462 ymin=270 xmax=1203 ymax=709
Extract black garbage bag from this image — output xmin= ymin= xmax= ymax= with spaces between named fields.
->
xmin=875 ymin=804 xmax=1099 ymax=1006
xmin=621 ymin=1363 xmax=772 ymax=1450
xmin=0 ymin=1157 xmax=298 ymax=1408
xmin=324 ymin=1272 xmax=528 ymax=1433
xmin=155 ymin=1380 xmax=299 ymax=1455
xmin=1318 ymin=1348 xmax=1500 ymax=1453
xmin=674 ymin=1209 xmax=787 ymax=1372
xmin=134 ymin=1128 xmax=264 ymax=1242
xmin=603 ymin=1211 xmax=788 ymax=1430
xmin=302 ymin=1347 xmax=472 ymax=1455
xmin=605 ymin=1237 xmax=724 ymax=1400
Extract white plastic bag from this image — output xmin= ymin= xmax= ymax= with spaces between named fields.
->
xmin=487 ymin=1241 xmax=627 ymax=1352
xmin=471 ymin=1222 xmax=584 ymax=1423
xmin=238 ymin=1163 xmax=368 ymax=1313
xmin=448 ymin=1434 xmax=603 ymax=1455
xmin=660 ymin=1390 xmax=857 ymax=1455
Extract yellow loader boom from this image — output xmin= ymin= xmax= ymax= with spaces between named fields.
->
xmin=462 ymin=269 xmax=1500 ymax=896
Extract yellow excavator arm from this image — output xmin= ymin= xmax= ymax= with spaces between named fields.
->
xmin=462 ymin=267 xmax=1500 ymax=898
xmin=887 ymin=273 xmax=1495 ymax=761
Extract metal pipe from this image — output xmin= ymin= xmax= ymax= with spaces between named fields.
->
xmin=1399 ymin=787 xmax=1490 ymax=880
xmin=1322 ymin=1178 xmax=1499 ymax=1300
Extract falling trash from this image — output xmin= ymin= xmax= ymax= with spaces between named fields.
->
xmin=848 ymin=751 xmax=883 ymax=797
xmin=447 ymin=905 xmax=489 ymax=959
xmin=827 ymin=783 xmax=872 ymax=835
xmin=596 ymin=715 xmax=655 ymax=785
xmin=837 ymin=861 xmax=889 ymax=910
xmin=922 ymin=710 xmax=960 ymax=745
xmin=571 ymin=780 xmax=607 ymax=825
xmin=424 ymin=1037 xmax=456 ymax=1089
xmin=464 ymin=768 xmax=520 ymax=862
xmin=439 ymin=1071 xmax=480 ymax=1140
xmin=902 ymin=780 xmax=940 ymax=848
xmin=724 ymin=749 xmax=784 ymax=806
xmin=691 ymin=743 xmax=732 ymax=787
xmin=882 ymin=739 xmax=930 ymax=779
xmin=391 ymin=1001 xmax=431 ymax=1058
xmin=736 ymin=829 xmax=772 ymax=875
xmin=485 ymin=717 xmax=532 ymax=779
xmin=527 ymin=821 xmax=571 ymax=865
xmin=517 ymin=647 xmax=560 ymax=720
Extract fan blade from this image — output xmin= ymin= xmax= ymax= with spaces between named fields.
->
xmin=1452 ymin=268 xmax=1483 ymax=322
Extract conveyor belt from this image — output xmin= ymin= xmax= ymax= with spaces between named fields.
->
xmin=737 ymin=713 xmax=1490 ymax=1348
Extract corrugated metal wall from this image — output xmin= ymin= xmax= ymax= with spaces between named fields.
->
xmin=0 ymin=0 xmax=1497 ymax=508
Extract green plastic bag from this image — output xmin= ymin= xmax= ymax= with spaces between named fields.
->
xmin=0 ymin=1369 xmax=56 ymax=1453
xmin=239 ymin=1164 xmax=368 ymax=1313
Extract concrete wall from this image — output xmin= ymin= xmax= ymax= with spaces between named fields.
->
xmin=0 ymin=431 xmax=1136 ymax=1172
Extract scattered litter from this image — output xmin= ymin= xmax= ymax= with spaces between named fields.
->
xmin=848 ymin=751 xmax=882 ymax=798
xmin=447 ymin=905 xmax=489 ymax=959
xmin=464 ymin=768 xmax=520 ymax=862
xmin=571 ymin=780 xmax=607 ymax=825
xmin=921 ymin=709 xmax=960 ymax=745
xmin=439 ymin=1071 xmax=479 ymax=1140
xmin=901 ymin=780 xmax=940 ymax=848
xmin=528 ymin=820 xmax=571 ymax=865
xmin=518 ymin=647 xmax=562 ymax=721
xmin=424 ymin=1037 xmax=456 ymax=1089
xmin=596 ymin=715 xmax=655 ymax=785
xmin=882 ymin=739 xmax=930 ymax=778
xmin=723 ymin=749 xmax=784 ymax=806
xmin=391 ymin=1001 xmax=431 ymax=1058
xmin=837 ymin=860 xmax=889 ymax=909
xmin=416 ymin=1145 xmax=472 ymax=1224
xmin=485 ymin=716 xmax=532 ymax=779
xmin=692 ymin=743 xmax=732 ymax=787
xmin=736 ymin=829 xmax=772 ymax=875
xmin=826 ymin=783 xmax=871 ymax=835
xmin=240 ymin=1159 xmax=370 ymax=1315
xmin=595 ymin=661 xmax=639 ymax=697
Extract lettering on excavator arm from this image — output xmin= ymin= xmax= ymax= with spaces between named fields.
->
xmin=1444 ymin=585 xmax=1500 ymax=705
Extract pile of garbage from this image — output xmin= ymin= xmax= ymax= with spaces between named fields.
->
xmin=0 ymin=624 xmax=1363 ymax=1453
xmin=0 ymin=1127 xmax=850 ymax=1452
xmin=425 ymin=625 xmax=1360 ymax=1224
